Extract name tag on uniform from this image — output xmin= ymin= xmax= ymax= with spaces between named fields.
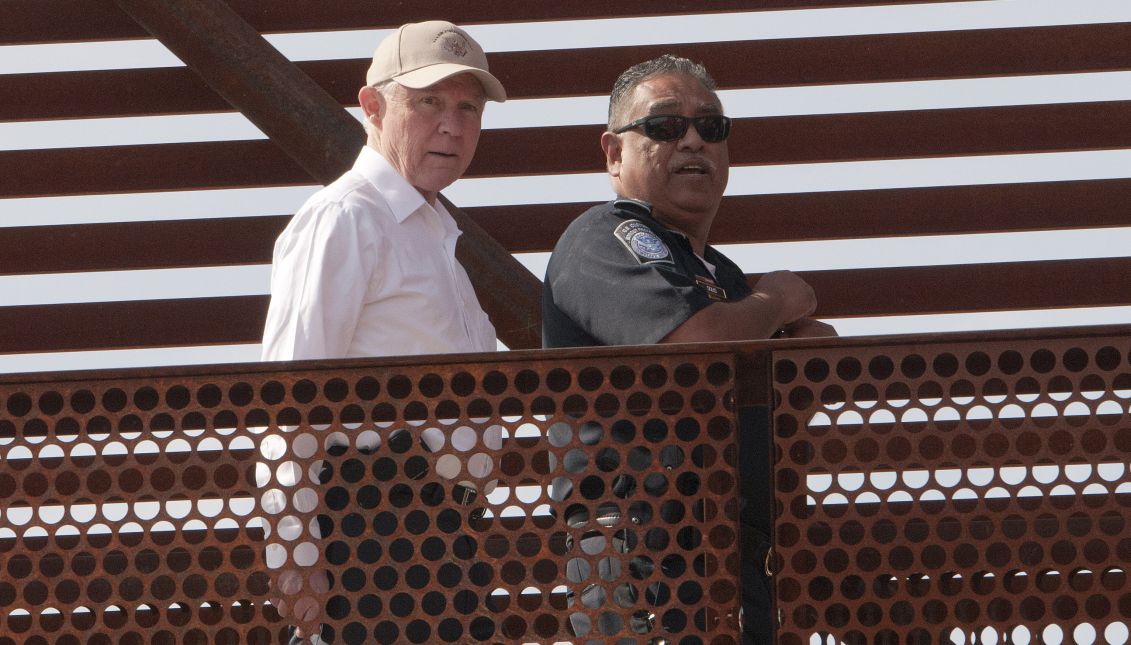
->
xmin=695 ymin=276 xmax=728 ymax=301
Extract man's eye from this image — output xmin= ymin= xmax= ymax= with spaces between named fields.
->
xmin=421 ymin=96 xmax=439 ymax=106
xmin=460 ymin=103 xmax=481 ymax=114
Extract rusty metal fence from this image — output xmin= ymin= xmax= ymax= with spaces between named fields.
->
xmin=772 ymin=329 xmax=1131 ymax=645
xmin=1 ymin=328 xmax=1129 ymax=644
xmin=0 ymin=346 xmax=744 ymax=644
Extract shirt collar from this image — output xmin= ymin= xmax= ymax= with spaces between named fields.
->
xmin=613 ymin=197 xmax=653 ymax=218
xmin=615 ymin=198 xmax=687 ymax=241
xmin=614 ymin=197 xmax=719 ymax=258
xmin=354 ymin=146 xmax=429 ymax=225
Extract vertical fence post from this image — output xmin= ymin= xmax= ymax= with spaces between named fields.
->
xmin=733 ymin=347 xmax=778 ymax=641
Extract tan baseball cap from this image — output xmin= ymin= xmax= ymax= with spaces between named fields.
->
xmin=366 ymin=20 xmax=507 ymax=102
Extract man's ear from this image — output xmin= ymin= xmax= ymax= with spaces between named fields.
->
xmin=601 ymin=131 xmax=622 ymax=178
xmin=358 ymin=85 xmax=384 ymax=127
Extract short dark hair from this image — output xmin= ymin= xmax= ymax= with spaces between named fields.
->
xmin=608 ymin=54 xmax=718 ymax=130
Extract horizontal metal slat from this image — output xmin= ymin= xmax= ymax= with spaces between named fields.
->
xmin=797 ymin=257 xmax=1131 ymax=318
xmin=6 ymin=23 xmax=1131 ymax=120
xmin=5 ymin=177 xmax=1131 ymax=275
xmin=466 ymin=101 xmax=1131 ymax=177
xmin=0 ymin=68 xmax=220 ymax=121
xmin=9 ymin=176 xmax=1131 ymax=276
xmin=0 ymin=0 xmax=980 ymax=45
xmin=490 ymin=23 xmax=1131 ymax=103
xmin=706 ymin=179 xmax=1131 ymax=245
xmin=0 ymin=296 xmax=269 ymax=354
xmin=470 ymin=178 xmax=1131 ymax=252
xmin=0 ymin=216 xmax=289 ymax=276
xmin=4 ymin=258 xmax=1130 ymax=354
xmin=4 ymin=101 xmax=1128 ymax=198
xmin=0 ymin=140 xmax=311 ymax=197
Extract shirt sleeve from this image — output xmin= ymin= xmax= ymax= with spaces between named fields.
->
xmin=545 ymin=215 xmax=714 ymax=346
xmin=261 ymin=200 xmax=380 ymax=360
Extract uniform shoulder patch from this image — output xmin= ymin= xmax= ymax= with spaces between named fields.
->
xmin=613 ymin=219 xmax=674 ymax=265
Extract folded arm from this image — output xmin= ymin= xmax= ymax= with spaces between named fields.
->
xmin=663 ymin=270 xmax=835 ymax=342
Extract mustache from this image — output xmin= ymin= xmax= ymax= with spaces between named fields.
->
xmin=668 ymin=156 xmax=716 ymax=173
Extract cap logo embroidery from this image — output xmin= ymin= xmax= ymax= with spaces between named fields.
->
xmin=435 ymin=30 xmax=470 ymax=57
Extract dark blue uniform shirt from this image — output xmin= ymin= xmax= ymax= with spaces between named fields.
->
xmin=543 ymin=199 xmax=752 ymax=347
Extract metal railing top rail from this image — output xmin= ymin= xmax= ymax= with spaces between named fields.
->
xmin=3 ymin=322 xmax=1129 ymax=385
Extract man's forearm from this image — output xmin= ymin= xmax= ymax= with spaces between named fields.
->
xmin=661 ymin=293 xmax=797 ymax=343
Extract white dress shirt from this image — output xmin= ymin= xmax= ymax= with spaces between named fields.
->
xmin=261 ymin=146 xmax=496 ymax=360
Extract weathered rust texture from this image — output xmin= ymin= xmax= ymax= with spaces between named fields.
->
xmin=9 ymin=23 xmax=1131 ymax=120
xmin=11 ymin=256 xmax=1131 ymax=355
xmin=2 ymin=330 xmax=1130 ymax=641
xmin=8 ymin=177 xmax=1131 ymax=279
xmin=771 ymin=334 xmax=1131 ymax=643
xmin=0 ymin=217 xmax=290 ymax=277
xmin=8 ymin=101 xmax=1131 ymax=199
xmin=792 ymin=257 xmax=1131 ymax=318
xmin=0 ymin=0 xmax=988 ymax=45
xmin=0 ymin=346 xmax=744 ymax=643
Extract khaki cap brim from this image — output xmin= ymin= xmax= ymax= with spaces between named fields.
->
xmin=395 ymin=64 xmax=507 ymax=103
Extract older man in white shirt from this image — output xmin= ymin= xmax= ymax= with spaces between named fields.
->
xmin=259 ymin=21 xmax=507 ymax=643
xmin=262 ymin=20 xmax=505 ymax=360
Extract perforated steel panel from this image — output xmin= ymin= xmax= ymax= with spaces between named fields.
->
xmin=772 ymin=337 xmax=1131 ymax=644
xmin=0 ymin=351 xmax=743 ymax=644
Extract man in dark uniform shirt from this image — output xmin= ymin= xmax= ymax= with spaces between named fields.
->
xmin=544 ymin=196 xmax=757 ymax=346
xmin=543 ymin=55 xmax=836 ymax=643
xmin=543 ymin=55 xmax=834 ymax=347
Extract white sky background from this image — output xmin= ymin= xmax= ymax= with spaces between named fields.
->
xmin=2 ymin=0 xmax=1131 ymax=373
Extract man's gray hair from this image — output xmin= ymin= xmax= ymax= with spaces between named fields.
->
xmin=363 ymin=80 xmax=399 ymax=136
xmin=372 ymin=79 xmax=398 ymax=98
xmin=607 ymin=54 xmax=718 ymax=130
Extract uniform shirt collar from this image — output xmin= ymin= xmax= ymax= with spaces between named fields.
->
xmin=613 ymin=197 xmax=653 ymax=218
xmin=615 ymin=198 xmax=690 ymax=244
xmin=355 ymin=145 xmax=429 ymax=224
xmin=614 ymin=197 xmax=726 ymax=264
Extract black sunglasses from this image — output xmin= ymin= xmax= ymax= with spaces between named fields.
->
xmin=613 ymin=114 xmax=731 ymax=143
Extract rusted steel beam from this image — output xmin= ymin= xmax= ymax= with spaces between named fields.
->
xmin=110 ymin=0 xmax=542 ymax=348
xmin=706 ymin=179 xmax=1131 ymax=244
xmin=441 ymin=196 xmax=543 ymax=349
xmin=1 ymin=140 xmax=310 ymax=197
xmin=7 ymin=101 xmax=1131 ymax=198
xmin=0 ymin=296 xmax=269 ymax=354
xmin=792 ymin=257 xmax=1131 ymax=318
xmin=6 ymin=257 xmax=1131 ymax=355
xmin=11 ymin=22 xmax=1131 ymax=121
xmin=471 ymin=178 xmax=1131 ymax=251
xmin=0 ymin=217 xmax=289 ymax=276
xmin=2 ymin=0 xmax=977 ymax=45
xmin=465 ymin=100 xmax=1131 ymax=173
xmin=9 ymin=177 xmax=1131 ymax=276
xmin=109 ymin=0 xmax=358 ymax=184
